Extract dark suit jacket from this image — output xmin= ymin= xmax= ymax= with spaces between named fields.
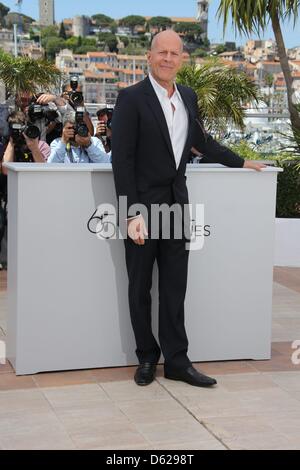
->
xmin=111 ymin=76 xmax=244 ymax=219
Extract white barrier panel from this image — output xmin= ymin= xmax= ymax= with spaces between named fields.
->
xmin=0 ymin=340 xmax=6 ymax=365
xmin=4 ymin=163 xmax=282 ymax=375
xmin=274 ymin=218 xmax=300 ymax=267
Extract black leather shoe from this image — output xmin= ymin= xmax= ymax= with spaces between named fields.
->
xmin=164 ymin=365 xmax=217 ymax=387
xmin=134 ymin=362 xmax=157 ymax=386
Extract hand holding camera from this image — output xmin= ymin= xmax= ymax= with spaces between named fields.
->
xmin=9 ymin=123 xmax=40 ymax=147
xmin=75 ymin=134 xmax=92 ymax=148
xmin=96 ymin=108 xmax=113 ymax=144
xmin=28 ymin=95 xmax=59 ymax=126
xmin=23 ymin=133 xmax=40 ymax=152
xmin=96 ymin=121 xmax=107 ymax=137
xmin=61 ymin=108 xmax=90 ymax=147
xmin=36 ymin=94 xmax=57 ymax=106
xmin=61 ymin=123 xmax=75 ymax=144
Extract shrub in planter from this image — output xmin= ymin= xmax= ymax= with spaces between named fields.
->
xmin=275 ymin=159 xmax=300 ymax=218
xmin=229 ymin=142 xmax=300 ymax=219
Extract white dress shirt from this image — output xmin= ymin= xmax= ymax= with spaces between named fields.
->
xmin=127 ymin=74 xmax=189 ymax=221
xmin=149 ymin=72 xmax=189 ymax=170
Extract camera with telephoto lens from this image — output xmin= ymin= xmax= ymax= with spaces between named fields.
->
xmin=9 ymin=123 xmax=40 ymax=163
xmin=69 ymin=76 xmax=84 ymax=108
xmin=74 ymin=107 xmax=89 ymax=138
xmin=28 ymin=95 xmax=59 ymax=125
xmin=9 ymin=122 xmax=40 ymax=146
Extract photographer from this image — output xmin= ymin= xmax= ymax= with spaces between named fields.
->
xmin=2 ymin=111 xmax=50 ymax=175
xmin=16 ymin=92 xmax=62 ymax=143
xmin=48 ymin=111 xmax=111 ymax=164
xmin=61 ymin=77 xmax=94 ymax=137
xmin=95 ymin=108 xmax=113 ymax=153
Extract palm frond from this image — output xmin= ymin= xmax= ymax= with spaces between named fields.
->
xmin=177 ymin=58 xmax=261 ymax=133
xmin=0 ymin=51 xmax=61 ymax=97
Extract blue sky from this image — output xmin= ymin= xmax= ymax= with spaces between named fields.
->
xmin=3 ymin=0 xmax=300 ymax=48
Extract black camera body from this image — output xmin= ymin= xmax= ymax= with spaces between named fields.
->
xmin=9 ymin=123 xmax=40 ymax=163
xmin=74 ymin=107 xmax=89 ymax=138
xmin=28 ymin=102 xmax=58 ymax=125
xmin=97 ymin=107 xmax=113 ymax=136
xmin=69 ymin=77 xmax=84 ymax=108
xmin=10 ymin=123 xmax=40 ymax=146
xmin=106 ymin=108 xmax=113 ymax=131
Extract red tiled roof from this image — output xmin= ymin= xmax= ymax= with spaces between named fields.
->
xmin=84 ymin=71 xmax=116 ymax=79
xmin=118 ymin=68 xmax=144 ymax=75
xmin=87 ymin=52 xmax=109 ymax=58
xmin=117 ymin=54 xmax=147 ymax=60
xmin=95 ymin=63 xmax=112 ymax=70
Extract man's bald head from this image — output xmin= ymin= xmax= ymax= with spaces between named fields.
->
xmin=150 ymin=30 xmax=184 ymax=53
xmin=147 ymin=30 xmax=184 ymax=90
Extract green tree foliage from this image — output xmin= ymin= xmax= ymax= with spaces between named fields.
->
xmin=0 ymin=49 xmax=61 ymax=99
xmin=59 ymin=21 xmax=67 ymax=40
xmin=217 ymin=0 xmax=300 ymax=147
xmin=75 ymin=45 xmax=98 ymax=54
xmin=276 ymin=160 xmax=300 ymax=217
xmin=121 ymin=36 xmax=130 ymax=47
xmin=92 ymin=13 xmax=114 ymax=28
xmin=98 ymin=33 xmax=118 ymax=52
xmin=44 ymin=37 xmax=66 ymax=60
xmin=148 ymin=16 xmax=172 ymax=31
xmin=41 ymin=25 xmax=59 ymax=39
xmin=191 ymin=48 xmax=208 ymax=58
xmin=65 ymin=36 xmax=78 ymax=51
xmin=122 ymin=44 xmax=147 ymax=55
xmin=215 ymin=44 xmax=227 ymax=54
xmin=106 ymin=36 xmax=118 ymax=52
xmin=119 ymin=15 xmax=146 ymax=34
xmin=173 ymin=22 xmax=203 ymax=43
xmin=65 ymin=36 xmax=98 ymax=54
xmin=29 ymin=28 xmax=40 ymax=43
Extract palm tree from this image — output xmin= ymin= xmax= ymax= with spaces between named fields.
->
xmin=0 ymin=50 xmax=62 ymax=103
xmin=217 ymin=0 xmax=300 ymax=144
xmin=177 ymin=58 xmax=261 ymax=133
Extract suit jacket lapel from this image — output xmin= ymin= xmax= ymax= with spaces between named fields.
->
xmin=143 ymin=76 xmax=194 ymax=170
xmin=143 ymin=76 xmax=176 ymax=165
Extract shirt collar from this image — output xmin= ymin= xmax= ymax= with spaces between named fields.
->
xmin=149 ymin=73 xmax=183 ymax=102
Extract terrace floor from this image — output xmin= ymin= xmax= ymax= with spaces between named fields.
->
xmin=0 ymin=268 xmax=300 ymax=450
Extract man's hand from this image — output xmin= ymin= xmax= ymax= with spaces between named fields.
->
xmin=96 ymin=121 xmax=107 ymax=137
xmin=23 ymin=133 xmax=39 ymax=152
xmin=128 ymin=216 xmax=148 ymax=246
xmin=75 ymin=133 xmax=92 ymax=148
xmin=36 ymin=94 xmax=56 ymax=105
xmin=36 ymin=93 xmax=67 ymax=107
xmin=62 ymin=125 xmax=75 ymax=144
xmin=243 ymin=160 xmax=268 ymax=171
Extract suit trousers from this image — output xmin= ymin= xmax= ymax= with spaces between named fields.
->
xmin=124 ymin=206 xmax=191 ymax=369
